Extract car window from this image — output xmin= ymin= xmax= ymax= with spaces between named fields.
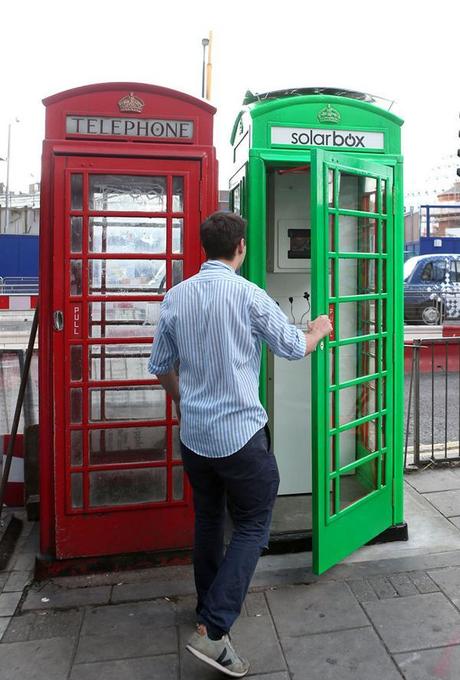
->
xmin=449 ymin=260 xmax=460 ymax=283
xmin=420 ymin=260 xmax=446 ymax=283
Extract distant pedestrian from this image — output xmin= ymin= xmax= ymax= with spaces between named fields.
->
xmin=148 ymin=212 xmax=332 ymax=677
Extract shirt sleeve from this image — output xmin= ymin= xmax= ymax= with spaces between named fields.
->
xmin=250 ymin=288 xmax=306 ymax=360
xmin=148 ymin=295 xmax=179 ymax=375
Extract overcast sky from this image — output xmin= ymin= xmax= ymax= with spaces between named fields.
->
xmin=1 ymin=0 xmax=459 ymax=205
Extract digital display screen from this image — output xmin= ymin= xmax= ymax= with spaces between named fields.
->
xmin=288 ymin=228 xmax=310 ymax=259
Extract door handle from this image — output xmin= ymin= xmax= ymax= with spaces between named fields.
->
xmin=53 ymin=310 xmax=64 ymax=331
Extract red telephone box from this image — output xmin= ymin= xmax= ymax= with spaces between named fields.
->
xmin=39 ymin=83 xmax=217 ymax=559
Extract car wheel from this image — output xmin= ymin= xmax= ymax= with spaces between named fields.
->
xmin=420 ymin=303 xmax=443 ymax=325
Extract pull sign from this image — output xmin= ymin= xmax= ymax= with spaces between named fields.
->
xmin=71 ymin=304 xmax=82 ymax=338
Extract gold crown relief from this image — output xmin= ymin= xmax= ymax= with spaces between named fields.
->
xmin=317 ymin=104 xmax=341 ymax=124
xmin=118 ymin=92 xmax=145 ymax=113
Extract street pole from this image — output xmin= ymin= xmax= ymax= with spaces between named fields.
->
xmin=205 ymin=31 xmax=213 ymax=101
xmin=201 ymin=37 xmax=209 ymax=98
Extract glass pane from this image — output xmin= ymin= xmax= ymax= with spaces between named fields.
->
xmin=338 ymin=380 xmax=378 ymax=426
xmin=89 ymin=426 xmax=167 ymax=464
xmin=336 ymin=341 xmax=379 ymax=386
xmin=89 ymin=217 xmax=167 ymax=254
xmin=89 ymin=302 xmax=160 ymax=338
xmin=172 ymin=425 xmax=181 ymax=460
xmin=381 ymin=180 xmax=388 ymax=215
xmin=70 ymin=388 xmax=82 ymax=424
xmin=89 ymin=175 xmax=167 ymax=212
xmin=70 ymin=346 xmax=82 ymax=381
xmin=340 ymin=466 xmax=378 ymax=510
xmin=71 ymin=473 xmax=83 ymax=508
xmin=70 ymin=431 xmax=83 ymax=466
xmin=172 ymin=260 xmax=183 ymax=287
xmin=71 ymin=217 xmax=83 ymax=253
xmin=338 ymin=216 xmax=378 ymax=254
xmin=337 ymin=259 xmax=378 ymax=297
xmin=89 ymin=468 xmax=167 ymax=507
xmin=337 ymin=300 xmax=378 ymax=340
xmin=89 ymin=343 xmax=151 ymax=381
xmin=71 ymin=174 xmax=83 ymax=210
xmin=328 ymin=214 xmax=335 ymax=251
xmin=89 ymin=259 xmax=166 ymax=295
xmin=172 ymin=219 xmax=183 ymax=253
xmin=339 ymin=174 xmax=377 ymax=213
xmin=340 ymin=421 xmax=379 ymax=466
xmin=70 ymin=260 xmax=82 ymax=296
xmin=327 ymin=169 xmax=334 ymax=207
xmin=173 ymin=466 xmax=184 ymax=500
xmin=172 ymin=176 xmax=184 ymax=212
xmin=90 ymin=386 xmax=165 ymax=422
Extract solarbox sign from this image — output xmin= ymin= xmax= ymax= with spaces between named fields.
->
xmin=271 ymin=126 xmax=384 ymax=150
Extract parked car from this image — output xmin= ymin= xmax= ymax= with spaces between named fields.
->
xmin=404 ymin=254 xmax=460 ymax=325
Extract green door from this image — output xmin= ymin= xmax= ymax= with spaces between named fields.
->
xmin=311 ymin=149 xmax=394 ymax=574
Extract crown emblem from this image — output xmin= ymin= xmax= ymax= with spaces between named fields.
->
xmin=317 ymin=104 xmax=341 ymax=124
xmin=118 ymin=92 xmax=144 ymax=113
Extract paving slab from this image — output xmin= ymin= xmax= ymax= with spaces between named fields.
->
xmin=81 ymin=599 xmax=176 ymax=636
xmin=22 ymin=584 xmax=111 ymax=611
xmin=3 ymin=570 xmax=33 ymax=592
xmin=244 ymin=591 xmax=270 ymax=617
xmin=363 ymin=592 xmax=460 ymax=653
xmin=0 ymin=616 xmax=11 ymax=640
xmin=2 ymin=610 xmax=83 ymax=643
xmin=405 ymin=469 xmax=460 ymax=494
xmin=395 ymin=646 xmax=460 ymax=680
xmin=346 ymin=578 xmax=378 ymax=603
xmin=388 ymin=573 xmax=419 ymax=597
xmin=75 ymin=625 xmax=177 ymax=663
xmin=70 ymin=653 xmax=178 ymax=680
xmin=266 ymin=582 xmax=369 ymax=638
xmin=449 ymin=516 xmax=460 ymax=530
xmin=424 ymin=490 xmax=460 ymax=518
xmin=407 ymin=571 xmax=440 ymax=594
xmin=0 ymin=637 xmax=74 ymax=680
xmin=111 ymin=576 xmax=195 ymax=603
xmin=246 ymin=675 xmax=290 ymax=680
xmin=282 ymin=627 xmax=402 ymax=680
xmin=427 ymin=566 xmax=460 ymax=607
xmin=0 ymin=591 xmax=22 ymax=616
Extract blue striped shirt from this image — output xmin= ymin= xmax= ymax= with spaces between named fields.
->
xmin=148 ymin=260 xmax=306 ymax=457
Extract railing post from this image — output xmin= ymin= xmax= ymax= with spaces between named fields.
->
xmin=413 ymin=339 xmax=421 ymax=466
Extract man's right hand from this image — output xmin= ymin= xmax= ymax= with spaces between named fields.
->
xmin=304 ymin=315 xmax=333 ymax=355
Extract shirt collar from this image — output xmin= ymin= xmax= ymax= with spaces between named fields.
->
xmin=201 ymin=260 xmax=235 ymax=274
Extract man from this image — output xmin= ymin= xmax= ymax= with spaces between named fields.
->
xmin=148 ymin=212 xmax=332 ymax=677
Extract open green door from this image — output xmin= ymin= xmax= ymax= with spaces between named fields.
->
xmin=311 ymin=149 xmax=394 ymax=574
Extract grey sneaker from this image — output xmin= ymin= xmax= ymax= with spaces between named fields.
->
xmin=186 ymin=630 xmax=250 ymax=677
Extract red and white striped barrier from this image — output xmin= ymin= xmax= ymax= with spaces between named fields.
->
xmin=0 ymin=295 xmax=38 ymax=311
xmin=1 ymin=434 xmax=24 ymax=507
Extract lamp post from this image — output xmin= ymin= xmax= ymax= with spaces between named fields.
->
xmin=201 ymin=37 xmax=209 ymax=98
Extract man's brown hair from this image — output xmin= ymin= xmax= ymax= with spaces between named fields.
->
xmin=200 ymin=212 xmax=247 ymax=260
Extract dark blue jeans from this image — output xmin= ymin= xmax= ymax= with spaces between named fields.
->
xmin=181 ymin=426 xmax=279 ymax=638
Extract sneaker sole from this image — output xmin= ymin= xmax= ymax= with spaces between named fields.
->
xmin=186 ymin=644 xmax=249 ymax=678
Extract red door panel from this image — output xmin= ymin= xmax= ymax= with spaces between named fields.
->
xmin=52 ymin=156 xmax=201 ymax=558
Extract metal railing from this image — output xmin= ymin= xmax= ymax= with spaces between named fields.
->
xmin=0 ymin=277 xmax=39 ymax=295
xmin=405 ymin=337 xmax=460 ymax=468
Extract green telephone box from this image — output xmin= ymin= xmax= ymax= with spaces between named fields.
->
xmin=229 ymin=88 xmax=406 ymax=574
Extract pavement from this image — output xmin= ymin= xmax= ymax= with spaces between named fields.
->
xmin=1 ymin=469 xmax=460 ymax=679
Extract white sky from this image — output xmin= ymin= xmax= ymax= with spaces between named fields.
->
xmin=1 ymin=0 xmax=459 ymax=205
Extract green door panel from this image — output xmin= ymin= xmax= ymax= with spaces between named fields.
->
xmin=311 ymin=149 xmax=395 ymax=574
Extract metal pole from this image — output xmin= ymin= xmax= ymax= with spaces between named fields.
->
xmin=201 ymin=38 xmax=209 ymax=98
xmin=205 ymin=31 xmax=213 ymax=101
xmin=413 ymin=340 xmax=421 ymax=466
xmin=4 ymin=123 xmax=11 ymax=233
xmin=0 ymin=305 xmax=38 ymax=521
